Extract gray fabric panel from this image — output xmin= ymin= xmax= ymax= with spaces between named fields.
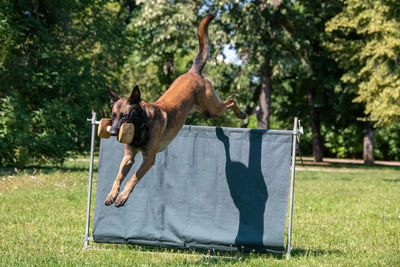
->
xmin=93 ymin=125 xmax=292 ymax=252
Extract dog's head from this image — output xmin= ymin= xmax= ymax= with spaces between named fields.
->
xmin=107 ymin=85 xmax=143 ymax=137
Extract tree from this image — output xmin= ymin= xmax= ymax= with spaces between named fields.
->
xmin=326 ymin=0 xmax=400 ymax=163
xmin=209 ymin=0 xmax=298 ymax=129
xmin=0 ymin=0 xmax=137 ymax=166
xmin=284 ymin=0 xmax=343 ymax=162
xmin=326 ymin=0 xmax=400 ymax=127
xmin=128 ymin=0 xmax=202 ymax=89
xmin=125 ymin=0 xmax=247 ymax=127
xmin=213 ymin=0 xmax=345 ymax=162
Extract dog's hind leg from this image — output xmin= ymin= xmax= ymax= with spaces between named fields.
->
xmin=196 ymin=78 xmax=247 ymax=119
xmin=224 ymin=97 xmax=247 ymax=119
xmin=105 ymin=145 xmax=138 ymax=206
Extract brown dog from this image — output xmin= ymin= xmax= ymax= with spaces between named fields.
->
xmin=105 ymin=14 xmax=246 ymax=207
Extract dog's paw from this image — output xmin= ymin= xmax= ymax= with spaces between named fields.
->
xmin=114 ymin=194 xmax=129 ymax=207
xmin=104 ymin=193 xmax=118 ymax=206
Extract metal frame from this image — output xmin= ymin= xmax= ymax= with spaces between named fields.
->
xmin=285 ymin=117 xmax=303 ymax=258
xmin=83 ymin=113 xmax=302 ymax=256
xmin=84 ymin=111 xmax=99 ymax=248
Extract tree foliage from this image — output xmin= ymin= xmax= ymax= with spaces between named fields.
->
xmin=1 ymin=0 xmax=399 ymax=166
xmin=325 ymin=0 xmax=400 ymax=126
xmin=124 ymin=0 xmax=245 ymax=127
xmin=0 ymin=0 xmax=134 ymax=166
xmin=209 ymin=0 xmax=300 ymax=129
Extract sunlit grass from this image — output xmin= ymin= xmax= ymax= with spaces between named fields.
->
xmin=0 ymin=159 xmax=399 ymax=266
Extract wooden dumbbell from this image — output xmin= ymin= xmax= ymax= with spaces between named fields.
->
xmin=118 ymin=123 xmax=135 ymax=144
xmin=97 ymin=118 xmax=135 ymax=144
xmin=98 ymin=118 xmax=112 ymax=139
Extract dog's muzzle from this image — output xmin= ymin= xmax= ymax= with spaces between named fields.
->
xmin=109 ymin=128 xmax=118 ymax=136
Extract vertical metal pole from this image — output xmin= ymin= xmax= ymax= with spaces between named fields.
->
xmin=286 ymin=117 xmax=298 ymax=258
xmin=84 ymin=111 xmax=96 ymax=248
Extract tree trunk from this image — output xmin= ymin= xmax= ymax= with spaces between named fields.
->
xmin=257 ymin=57 xmax=272 ymax=129
xmin=307 ymin=87 xmax=324 ymax=162
xmin=363 ymin=125 xmax=374 ymax=164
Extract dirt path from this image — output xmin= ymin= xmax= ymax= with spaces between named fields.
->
xmin=299 ymin=157 xmax=400 ymax=167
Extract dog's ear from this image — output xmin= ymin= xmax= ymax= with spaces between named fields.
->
xmin=107 ymin=89 xmax=120 ymax=105
xmin=128 ymin=85 xmax=141 ymax=105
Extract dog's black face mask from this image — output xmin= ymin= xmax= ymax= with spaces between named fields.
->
xmin=107 ymin=86 xmax=142 ymax=137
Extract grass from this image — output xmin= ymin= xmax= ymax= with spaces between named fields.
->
xmin=0 ymin=157 xmax=399 ymax=266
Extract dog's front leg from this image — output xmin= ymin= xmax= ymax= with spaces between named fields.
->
xmin=105 ymin=144 xmax=138 ymax=206
xmin=114 ymin=152 xmax=156 ymax=207
xmin=114 ymin=124 xmax=163 ymax=207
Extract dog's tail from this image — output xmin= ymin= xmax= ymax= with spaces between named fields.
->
xmin=188 ymin=13 xmax=216 ymax=75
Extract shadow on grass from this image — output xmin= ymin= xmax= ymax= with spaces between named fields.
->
xmin=0 ymin=155 xmax=97 ymax=177
xmin=0 ymin=164 xmax=92 ymax=176
xmin=336 ymin=177 xmax=354 ymax=181
xmin=383 ymin=178 xmax=400 ymax=183
xmin=290 ymin=248 xmax=343 ymax=257
xmin=96 ymin=243 xmax=342 ymax=263
xmin=114 ymin=243 xmax=288 ymax=265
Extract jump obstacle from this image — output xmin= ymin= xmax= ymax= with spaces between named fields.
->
xmin=84 ymin=112 xmax=302 ymax=257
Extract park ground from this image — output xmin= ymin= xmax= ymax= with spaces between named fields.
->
xmin=0 ymin=156 xmax=399 ymax=266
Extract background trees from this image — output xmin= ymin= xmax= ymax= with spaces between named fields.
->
xmin=326 ymin=0 xmax=400 ymax=127
xmin=0 ymin=0 xmax=135 ymax=165
xmin=325 ymin=0 xmax=400 ymax=163
xmin=1 ymin=0 xmax=399 ymax=166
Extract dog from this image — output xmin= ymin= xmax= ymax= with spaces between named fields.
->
xmin=105 ymin=14 xmax=247 ymax=207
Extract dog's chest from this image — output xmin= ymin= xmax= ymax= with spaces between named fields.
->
xmin=157 ymin=130 xmax=180 ymax=152
xmin=157 ymin=140 xmax=170 ymax=152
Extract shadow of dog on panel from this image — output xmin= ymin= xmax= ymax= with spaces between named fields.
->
xmin=215 ymin=127 xmax=268 ymax=249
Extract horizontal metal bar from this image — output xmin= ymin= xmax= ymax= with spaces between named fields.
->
xmin=86 ymin=118 xmax=100 ymax=125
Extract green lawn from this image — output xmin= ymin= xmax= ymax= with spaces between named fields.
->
xmin=0 ymin=158 xmax=399 ymax=266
